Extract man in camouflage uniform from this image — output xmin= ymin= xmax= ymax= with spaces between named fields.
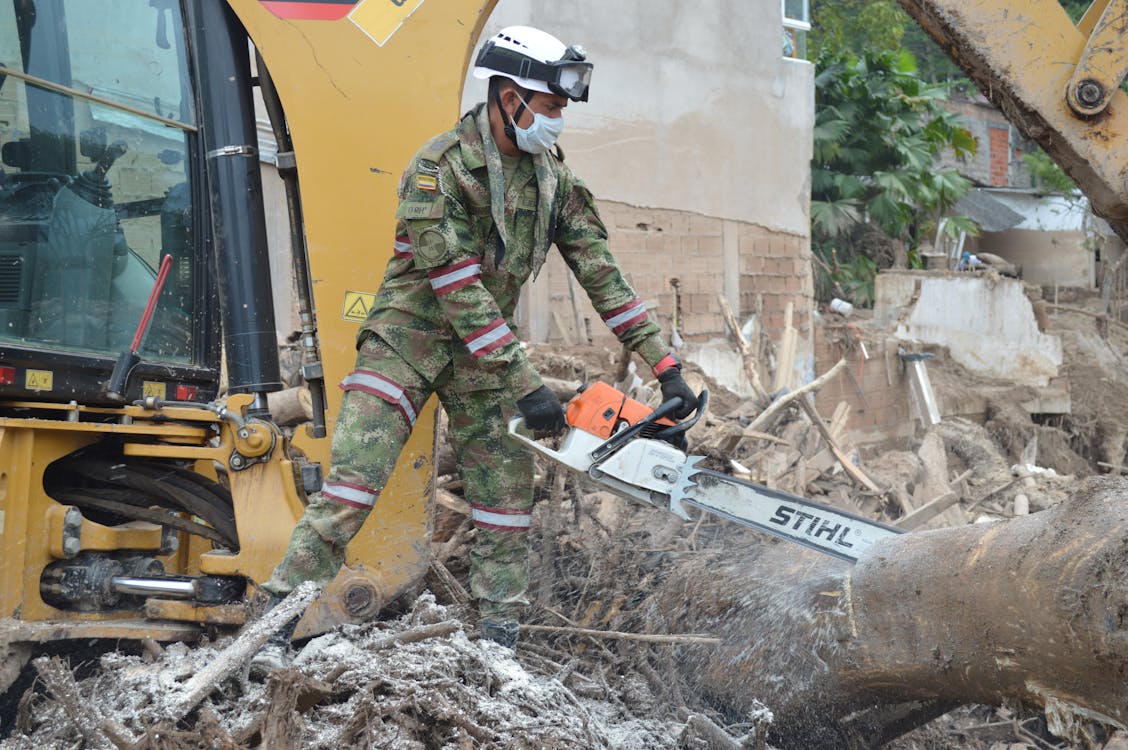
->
xmin=259 ymin=25 xmax=699 ymax=651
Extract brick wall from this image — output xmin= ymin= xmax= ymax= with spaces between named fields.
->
xmin=739 ymin=231 xmax=813 ymax=336
xmin=812 ymin=323 xmax=916 ymax=446
xmin=519 ymin=200 xmax=813 ymax=358
xmin=987 ymin=126 xmax=1010 ymax=188
xmin=935 ymin=97 xmax=1033 ymax=189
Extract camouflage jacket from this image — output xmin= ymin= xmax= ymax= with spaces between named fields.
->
xmin=361 ymin=104 xmax=674 ymax=396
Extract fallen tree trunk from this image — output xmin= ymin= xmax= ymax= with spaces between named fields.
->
xmin=647 ymin=476 xmax=1128 ymax=747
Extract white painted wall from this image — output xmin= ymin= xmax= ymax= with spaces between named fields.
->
xmin=463 ymin=0 xmax=814 ymax=235
xmin=873 ymin=272 xmax=1062 ymax=387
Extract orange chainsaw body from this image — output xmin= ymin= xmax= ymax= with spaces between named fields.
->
xmin=565 ymin=382 xmax=676 ymax=439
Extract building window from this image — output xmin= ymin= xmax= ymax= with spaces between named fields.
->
xmin=783 ymin=0 xmax=810 ymax=59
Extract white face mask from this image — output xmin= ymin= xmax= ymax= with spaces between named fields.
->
xmin=511 ymin=94 xmax=563 ymax=154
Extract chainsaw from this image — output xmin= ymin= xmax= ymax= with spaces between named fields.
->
xmin=508 ymin=382 xmax=901 ymax=562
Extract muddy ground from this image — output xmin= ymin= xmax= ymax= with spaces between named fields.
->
xmin=3 ymin=287 xmax=1128 ymax=749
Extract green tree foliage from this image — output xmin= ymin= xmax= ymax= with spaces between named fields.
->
xmin=1023 ymin=149 xmax=1077 ymax=194
xmin=811 ymin=0 xmax=962 ymax=84
xmin=811 ymin=50 xmax=976 ymax=306
xmin=1059 ymin=0 xmax=1089 ymax=21
xmin=809 ymin=0 xmax=905 ymax=59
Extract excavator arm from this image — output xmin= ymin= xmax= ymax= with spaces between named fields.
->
xmin=899 ymin=0 xmax=1128 ymax=240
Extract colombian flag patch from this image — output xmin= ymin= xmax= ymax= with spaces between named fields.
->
xmin=415 ymin=174 xmax=438 ymax=191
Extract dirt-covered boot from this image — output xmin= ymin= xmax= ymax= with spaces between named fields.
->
xmin=248 ymin=593 xmax=301 ymax=677
xmin=479 ymin=618 xmax=520 ymax=649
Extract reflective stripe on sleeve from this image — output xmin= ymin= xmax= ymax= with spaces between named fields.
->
xmin=340 ymin=370 xmax=418 ymax=428
xmin=394 ymin=235 xmax=413 ymax=259
xmin=428 ymin=258 xmax=482 ymax=295
xmin=323 ymin=481 xmax=380 ymax=510
xmin=471 ymin=505 xmax=532 ymax=532
xmin=653 ymin=354 xmax=679 ymax=376
xmin=601 ymin=299 xmax=648 ymax=334
xmin=464 ymin=318 xmax=515 ymax=358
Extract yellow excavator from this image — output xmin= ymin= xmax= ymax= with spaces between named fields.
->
xmin=0 ymin=0 xmax=1122 ymax=704
xmin=0 ymin=0 xmax=493 ymax=693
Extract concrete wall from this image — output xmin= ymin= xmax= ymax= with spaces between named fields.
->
xmin=468 ymin=1 xmax=815 ymax=372
xmin=872 ymin=271 xmax=1062 ymax=387
xmin=969 ymin=229 xmax=1094 ymax=288
xmin=963 ymin=192 xmax=1095 ymax=288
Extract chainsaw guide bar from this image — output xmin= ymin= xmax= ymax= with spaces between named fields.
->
xmin=508 ymin=381 xmax=901 ymax=563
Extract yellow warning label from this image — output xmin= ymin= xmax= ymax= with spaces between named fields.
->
xmin=143 ymin=381 xmax=167 ymax=400
xmin=348 ymin=0 xmax=424 ymax=47
xmin=25 ymin=369 xmax=52 ymax=391
xmin=342 ymin=291 xmax=377 ymax=322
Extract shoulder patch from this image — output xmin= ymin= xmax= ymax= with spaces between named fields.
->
xmin=418 ymin=131 xmax=460 ymax=164
xmin=414 ymin=227 xmax=449 ymax=267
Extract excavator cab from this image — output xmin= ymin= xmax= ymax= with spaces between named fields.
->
xmin=0 ymin=0 xmax=463 ymax=697
xmin=0 ymin=0 xmax=290 ymax=646
xmin=0 ymin=0 xmax=217 ymax=404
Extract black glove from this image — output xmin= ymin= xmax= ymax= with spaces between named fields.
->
xmin=658 ymin=367 xmax=699 ymax=420
xmin=517 ymin=385 xmax=567 ymax=433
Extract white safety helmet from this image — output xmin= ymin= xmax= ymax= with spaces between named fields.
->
xmin=473 ymin=25 xmax=592 ymax=102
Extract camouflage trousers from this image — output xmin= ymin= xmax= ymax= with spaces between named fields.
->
xmin=263 ymin=333 xmax=536 ymax=622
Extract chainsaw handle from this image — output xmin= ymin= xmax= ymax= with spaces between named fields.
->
xmin=652 ymin=389 xmax=708 ymax=443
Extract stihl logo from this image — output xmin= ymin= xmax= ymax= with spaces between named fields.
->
xmin=768 ymin=505 xmax=855 ymax=549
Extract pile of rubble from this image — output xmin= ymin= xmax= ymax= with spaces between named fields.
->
xmin=5 ymin=300 xmax=1128 ymax=749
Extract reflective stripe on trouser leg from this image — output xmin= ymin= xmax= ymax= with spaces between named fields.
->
xmin=442 ymin=386 xmax=534 ymax=621
xmin=263 ymin=335 xmax=427 ymax=596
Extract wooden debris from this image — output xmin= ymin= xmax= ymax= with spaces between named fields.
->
xmin=613 ymin=343 xmax=633 ymax=386
xmin=33 ymin=656 xmax=122 ymax=750
xmin=4 ymin=340 xmax=1097 ymax=750
xmin=435 ymin=486 xmax=470 ymax=517
xmin=543 ymin=375 xmax=583 ymax=402
xmin=267 ymin=386 xmax=313 ymax=426
xmin=717 ymin=293 xmax=768 ymax=402
xmin=679 ymin=713 xmax=744 ymax=749
xmin=796 ymin=397 xmax=882 ymax=492
xmin=746 ymin=358 xmax=846 ymax=434
xmin=894 ymin=470 xmax=973 ymax=530
xmin=237 ymin=668 xmax=337 ymax=749
xmin=772 ymin=301 xmax=798 ymax=392
xmin=1099 ymin=461 xmax=1128 ymax=475
xmin=367 ymin=620 xmax=461 ymax=650
xmin=827 ymin=401 xmax=851 ymax=444
xmin=738 ymin=429 xmax=790 ymax=446
xmin=426 ymin=557 xmax=471 ymax=607
xmin=166 ymin=581 xmax=321 ymax=723
xmin=651 ymin=480 xmax=1128 ymax=746
xmin=912 ymin=432 xmax=966 ymax=529
xmin=522 ymin=624 xmax=720 ymax=645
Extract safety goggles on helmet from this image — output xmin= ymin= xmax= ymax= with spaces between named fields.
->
xmin=475 ymin=41 xmax=593 ymax=102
